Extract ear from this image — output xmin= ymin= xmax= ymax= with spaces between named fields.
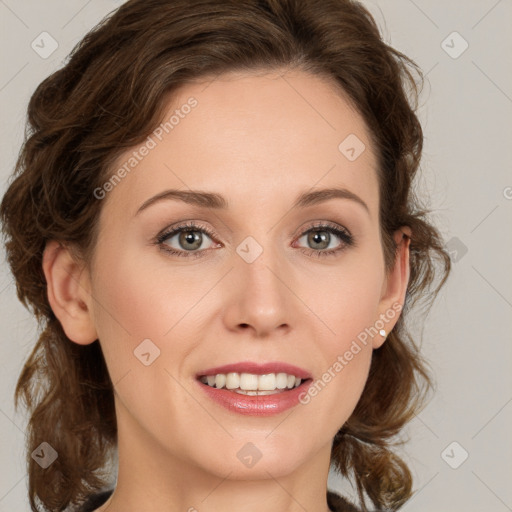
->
xmin=42 ymin=240 xmax=98 ymax=345
xmin=373 ymin=226 xmax=411 ymax=349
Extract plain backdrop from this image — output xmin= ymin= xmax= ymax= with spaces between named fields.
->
xmin=0 ymin=1 xmax=511 ymax=511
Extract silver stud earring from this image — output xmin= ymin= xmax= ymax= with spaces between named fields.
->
xmin=379 ymin=329 xmax=386 ymax=337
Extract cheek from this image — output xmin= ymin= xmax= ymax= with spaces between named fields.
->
xmin=89 ymin=243 xmax=219 ymax=392
xmin=91 ymin=246 xmax=205 ymax=341
xmin=89 ymin=248 xmax=197 ymax=428
xmin=299 ymin=312 xmax=375 ymax=439
xmin=88 ymin=246 xmax=167 ymax=379
xmin=298 ymin=254 xmax=384 ymax=427
xmin=317 ymin=252 xmax=385 ymax=341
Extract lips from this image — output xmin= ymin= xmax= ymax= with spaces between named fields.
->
xmin=194 ymin=361 xmax=314 ymax=416
xmin=196 ymin=375 xmax=313 ymax=416
xmin=195 ymin=361 xmax=313 ymax=380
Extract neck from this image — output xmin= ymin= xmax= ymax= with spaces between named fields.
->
xmin=99 ymin=400 xmax=334 ymax=512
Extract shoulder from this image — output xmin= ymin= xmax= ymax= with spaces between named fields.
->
xmin=77 ymin=489 xmax=114 ymax=512
xmin=327 ymin=490 xmax=361 ymax=512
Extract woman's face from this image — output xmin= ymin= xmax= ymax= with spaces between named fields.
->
xmin=80 ymin=69 xmax=407 ymax=480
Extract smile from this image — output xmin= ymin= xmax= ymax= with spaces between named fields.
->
xmin=198 ymin=372 xmax=303 ymax=394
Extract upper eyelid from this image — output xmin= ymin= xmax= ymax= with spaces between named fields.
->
xmin=157 ymin=220 xmax=352 ymax=244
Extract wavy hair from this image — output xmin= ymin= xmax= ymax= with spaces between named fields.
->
xmin=0 ymin=0 xmax=451 ymax=510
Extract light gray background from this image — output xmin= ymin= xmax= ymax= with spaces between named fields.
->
xmin=1 ymin=1 xmax=511 ymax=511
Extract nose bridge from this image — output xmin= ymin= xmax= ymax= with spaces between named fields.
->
xmin=224 ymin=236 xmax=292 ymax=336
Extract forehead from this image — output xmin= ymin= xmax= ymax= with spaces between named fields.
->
xmin=104 ymin=69 xmax=379 ymax=219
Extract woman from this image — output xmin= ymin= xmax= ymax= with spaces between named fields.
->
xmin=0 ymin=0 xmax=451 ymax=511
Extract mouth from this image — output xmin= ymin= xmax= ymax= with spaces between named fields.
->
xmin=194 ymin=362 xmax=314 ymax=415
xmin=197 ymin=372 xmax=311 ymax=395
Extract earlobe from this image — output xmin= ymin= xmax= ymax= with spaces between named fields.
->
xmin=373 ymin=226 xmax=412 ymax=349
xmin=42 ymin=240 xmax=98 ymax=345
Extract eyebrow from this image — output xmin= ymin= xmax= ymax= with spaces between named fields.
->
xmin=135 ymin=187 xmax=370 ymax=216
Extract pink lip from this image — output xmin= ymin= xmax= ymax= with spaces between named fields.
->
xmin=195 ymin=361 xmax=313 ymax=417
xmin=196 ymin=361 xmax=312 ymax=379
xmin=196 ymin=378 xmax=313 ymax=416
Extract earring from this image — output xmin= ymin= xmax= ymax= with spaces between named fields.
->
xmin=379 ymin=329 xmax=386 ymax=338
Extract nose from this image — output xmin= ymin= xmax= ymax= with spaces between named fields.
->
xmin=222 ymin=247 xmax=293 ymax=338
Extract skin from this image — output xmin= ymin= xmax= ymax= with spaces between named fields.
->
xmin=43 ymin=69 xmax=411 ymax=512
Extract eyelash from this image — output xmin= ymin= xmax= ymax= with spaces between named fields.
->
xmin=154 ymin=220 xmax=355 ymax=259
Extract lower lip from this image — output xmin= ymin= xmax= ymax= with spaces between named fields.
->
xmin=196 ymin=379 xmax=313 ymax=416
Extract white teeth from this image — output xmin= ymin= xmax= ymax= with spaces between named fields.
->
xmin=258 ymin=373 xmax=276 ymax=390
xmin=275 ymin=372 xmax=288 ymax=389
xmin=234 ymin=389 xmax=282 ymax=395
xmin=215 ymin=374 xmax=226 ymax=389
xmin=225 ymin=372 xmax=240 ymax=390
xmin=240 ymin=373 xmax=259 ymax=390
xmin=199 ymin=372 xmax=304 ymax=391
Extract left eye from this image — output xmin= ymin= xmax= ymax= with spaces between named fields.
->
xmin=297 ymin=228 xmax=342 ymax=251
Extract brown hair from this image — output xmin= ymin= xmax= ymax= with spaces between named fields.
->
xmin=0 ymin=0 xmax=451 ymax=510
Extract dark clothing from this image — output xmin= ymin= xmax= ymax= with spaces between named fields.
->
xmin=78 ymin=488 xmax=363 ymax=511
xmin=78 ymin=489 xmax=113 ymax=511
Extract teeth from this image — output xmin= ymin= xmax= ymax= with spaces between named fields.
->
xmin=215 ymin=374 xmax=226 ymax=389
xmin=275 ymin=372 xmax=288 ymax=389
xmin=234 ymin=389 xmax=282 ymax=395
xmin=258 ymin=373 xmax=276 ymax=390
xmin=226 ymin=372 xmax=240 ymax=390
xmin=240 ymin=373 xmax=259 ymax=390
xmin=199 ymin=372 xmax=304 ymax=391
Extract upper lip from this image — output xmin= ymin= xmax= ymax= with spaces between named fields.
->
xmin=196 ymin=361 xmax=312 ymax=380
